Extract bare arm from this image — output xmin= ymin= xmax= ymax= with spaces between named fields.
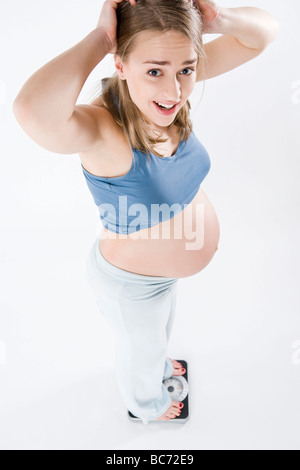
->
xmin=12 ymin=0 xmax=136 ymax=154
xmin=12 ymin=27 xmax=112 ymax=154
xmin=13 ymin=27 xmax=110 ymax=130
xmin=195 ymin=1 xmax=280 ymax=81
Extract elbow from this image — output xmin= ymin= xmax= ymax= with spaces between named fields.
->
xmin=270 ymin=17 xmax=281 ymax=41
xmin=13 ymin=97 xmax=43 ymax=131
xmin=13 ymin=97 xmax=30 ymax=124
xmin=257 ymin=20 xmax=281 ymax=52
xmin=256 ymin=15 xmax=281 ymax=51
xmin=265 ymin=17 xmax=281 ymax=46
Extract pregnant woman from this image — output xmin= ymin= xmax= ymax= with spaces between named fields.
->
xmin=13 ymin=0 xmax=280 ymax=424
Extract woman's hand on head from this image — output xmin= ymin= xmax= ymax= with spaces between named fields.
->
xmin=192 ymin=0 xmax=222 ymax=34
xmin=96 ymin=0 xmax=136 ymax=54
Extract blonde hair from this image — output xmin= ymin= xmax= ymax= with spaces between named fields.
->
xmin=89 ymin=0 xmax=207 ymax=159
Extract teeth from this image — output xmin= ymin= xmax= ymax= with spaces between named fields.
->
xmin=155 ymin=102 xmax=175 ymax=109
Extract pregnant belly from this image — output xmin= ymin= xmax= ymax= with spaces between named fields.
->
xmin=99 ymin=186 xmax=220 ymax=278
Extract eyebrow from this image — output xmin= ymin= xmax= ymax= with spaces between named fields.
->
xmin=142 ymin=58 xmax=198 ymax=66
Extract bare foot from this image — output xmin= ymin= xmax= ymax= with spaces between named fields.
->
xmin=169 ymin=358 xmax=186 ymax=376
xmin=156 ymin=401 xmax=184 ymax=421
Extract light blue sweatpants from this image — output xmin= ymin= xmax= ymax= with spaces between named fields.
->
xmin=86 ymin=237 xmax=179 ymax=424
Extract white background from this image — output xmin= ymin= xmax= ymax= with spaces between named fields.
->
xmin=0 ymin=0 xmax=299 ymax=450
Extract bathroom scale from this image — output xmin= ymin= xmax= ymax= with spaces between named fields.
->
xmin=128 ymin=360 xmax=189 ymax=423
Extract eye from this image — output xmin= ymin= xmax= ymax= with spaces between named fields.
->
xmin=181 ymin=68 xmax=195 ymax=75
xmin=147 ymin=67 xmax=195 ymax=77
xmin=147 ymin=69 xmax=161 ymax=77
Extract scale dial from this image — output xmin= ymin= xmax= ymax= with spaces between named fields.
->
xmin=163 ymin=375 xmax=189 ymax=402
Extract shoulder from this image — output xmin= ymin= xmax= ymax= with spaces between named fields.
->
xmin=78 ymin=95 xmax=122 ymax=153
xmin=89 ymin=96 xmax=105 ymax=108
xmin=89 ymin=96 xmax=117 ymax=129
xmin=78 ymin=96 xmax=132 ymax=177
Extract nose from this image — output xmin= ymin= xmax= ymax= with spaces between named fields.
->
xmin=164 ymin=77 xmax=181 ymax=102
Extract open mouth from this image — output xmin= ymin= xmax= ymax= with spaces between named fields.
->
xmin=154 ymin=102 xmax=176 ymax=110
xmin=153 ymin=101 xmax=179 ymax=115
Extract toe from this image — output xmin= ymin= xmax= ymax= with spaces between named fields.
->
xmin=170 ymin=360 xmax=183 ymax=372
xmin=171 ymin=359 xmax=182 ymax=369
xmin=172 ymin=402 xmax=182 ymax=411
xmin=169 ymin=410 xmax=179 ymax=418
xmin=172 ymin=367 xmax=186 ymax=376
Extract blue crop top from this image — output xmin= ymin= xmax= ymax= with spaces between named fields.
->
xmin=81 ymin=96 xmax=211 ymax=235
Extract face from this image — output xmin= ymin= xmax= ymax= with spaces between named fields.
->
xmin=114 ymin=29 xmax=198 ymax=134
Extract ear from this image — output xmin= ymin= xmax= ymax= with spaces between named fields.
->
xmin=114 ymin=54 xmax=126 ymax=80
